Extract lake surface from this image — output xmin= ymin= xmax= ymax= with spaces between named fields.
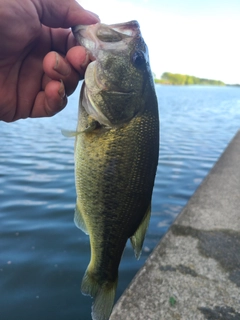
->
xmin=0 ymin=85 xmax=240 ymax=320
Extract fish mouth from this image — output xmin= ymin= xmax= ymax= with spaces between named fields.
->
xmin=107 ymin=20 xmax=141 ymax=37
xmin=72 ymin=20 xmax=141 ymax=41
xmin=72 ymin=20 xmax=141 ymax=62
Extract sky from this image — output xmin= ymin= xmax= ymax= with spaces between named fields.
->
xmin=78 ymin=0 xmax=240 ymax=84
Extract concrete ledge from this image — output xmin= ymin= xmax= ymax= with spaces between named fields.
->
xmin=110 ymin=130 xmax=240 ymax=320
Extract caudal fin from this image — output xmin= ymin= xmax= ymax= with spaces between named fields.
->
xmin=81 ymin=269 xmax=118 ymax=320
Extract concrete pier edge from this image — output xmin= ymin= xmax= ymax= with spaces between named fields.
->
xmin=110 ymin=130 xmax=240 ymax=320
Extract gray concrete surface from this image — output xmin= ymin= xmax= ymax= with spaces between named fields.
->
xmin=110 ymin=130 xmax=240 ymax=320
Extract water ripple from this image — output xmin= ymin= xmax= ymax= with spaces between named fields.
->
xmin=1 ymin=85 xmax=240 ymax=320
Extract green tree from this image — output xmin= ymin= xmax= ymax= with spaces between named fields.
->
xmin=158 ymin=72 xmax=225 ymax=86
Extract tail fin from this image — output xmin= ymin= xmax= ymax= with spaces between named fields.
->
xmin=81 ymin=269 xmax=118 ymax=320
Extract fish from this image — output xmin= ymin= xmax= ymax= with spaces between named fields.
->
xmin=70 ymin=20 xmax=159 ymax=320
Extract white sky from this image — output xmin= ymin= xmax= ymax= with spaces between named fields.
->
xmin=78 ymin=0 xmax=240 ymax=84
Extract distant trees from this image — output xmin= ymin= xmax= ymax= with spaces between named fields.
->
xmin=155 ymin=72 xmax=225 ymax=86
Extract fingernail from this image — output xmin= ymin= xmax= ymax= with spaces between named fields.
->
xmin=54 ymin=53 xmax=71 ymax=76
xmin=58 ymin=79 xmax=66 ymax=100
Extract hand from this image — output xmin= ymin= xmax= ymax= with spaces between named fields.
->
xmin=0 ymin=0 xmax=99 ymax=122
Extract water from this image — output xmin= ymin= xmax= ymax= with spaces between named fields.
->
xmin=0 ymin=85 xmax=239 ymax=320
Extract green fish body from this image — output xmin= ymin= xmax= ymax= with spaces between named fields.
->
xmin=71 ymin=21 xmax=159 ymax=320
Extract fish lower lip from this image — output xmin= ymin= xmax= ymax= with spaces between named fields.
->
xmin=107 ymin=91 xmax=133 ymax=95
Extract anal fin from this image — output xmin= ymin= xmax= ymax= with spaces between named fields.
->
xmin=130 ymin=205 xmax=151 ymax=259
xmin=74 ymin=200 xmax=89 ymax=235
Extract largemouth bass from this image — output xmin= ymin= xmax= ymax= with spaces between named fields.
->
xmin=71 ymin=20 xmax=159 ymax=320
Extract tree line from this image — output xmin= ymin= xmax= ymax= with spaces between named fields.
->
xmin=155 ymin=72 xmax=225 ymax=86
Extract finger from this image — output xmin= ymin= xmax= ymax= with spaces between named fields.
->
xmin=35 ymin=0 xmax=100 ymax=28
xmin=31 ymin=80 xmax=67 ymax=118
xmin=43 ymin=51 xmax=80 ymax=95
xmin=66 ymin=46 xmax=90 ymax=75
xmin=48 ymin=28 xmax=90 ymax=63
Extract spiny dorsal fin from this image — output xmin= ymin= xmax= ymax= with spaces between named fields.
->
xmin=130 ymin=205 xmax=151 ymax=259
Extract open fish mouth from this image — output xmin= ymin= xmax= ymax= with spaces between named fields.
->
xmin=72 ymin=20 xmax=141 ymax=62
xmin=72 ymin=20 xmax=141 ymax=43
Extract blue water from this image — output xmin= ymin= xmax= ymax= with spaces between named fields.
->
xmin=0 ymin=85 xmax=240 ymax=320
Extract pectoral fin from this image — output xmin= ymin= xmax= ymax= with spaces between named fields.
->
xmin=130 ymin=205 xmax=151 ymax=259
xmin=74 ymin=200 xmax=89 ymax=235
xmin=61 ymin=129 xmax=81 ymax=137
xmin=61 ymin=117 xmax=98 ymax=138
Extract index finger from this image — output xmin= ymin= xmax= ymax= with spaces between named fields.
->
xmin=34 ymin=0 xmax=100 ymax=28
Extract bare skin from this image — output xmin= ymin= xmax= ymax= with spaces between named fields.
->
xmin=0 ymin=0 xmax=99 ymax=122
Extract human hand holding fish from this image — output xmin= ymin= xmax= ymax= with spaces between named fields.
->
xmin=0 ymin=0 xmax=99 ymax=122
xmin=0 ymin=2 xmax=159 ymax=318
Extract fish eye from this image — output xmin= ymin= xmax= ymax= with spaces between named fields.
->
xmin=97 ymin=27 xmax=123 ymax=42
xmin=131 ymin=51 xmax=146 ymax=68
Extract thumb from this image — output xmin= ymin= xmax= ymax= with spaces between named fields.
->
xmin=33 ymin=0 xmax=100 ymax=28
